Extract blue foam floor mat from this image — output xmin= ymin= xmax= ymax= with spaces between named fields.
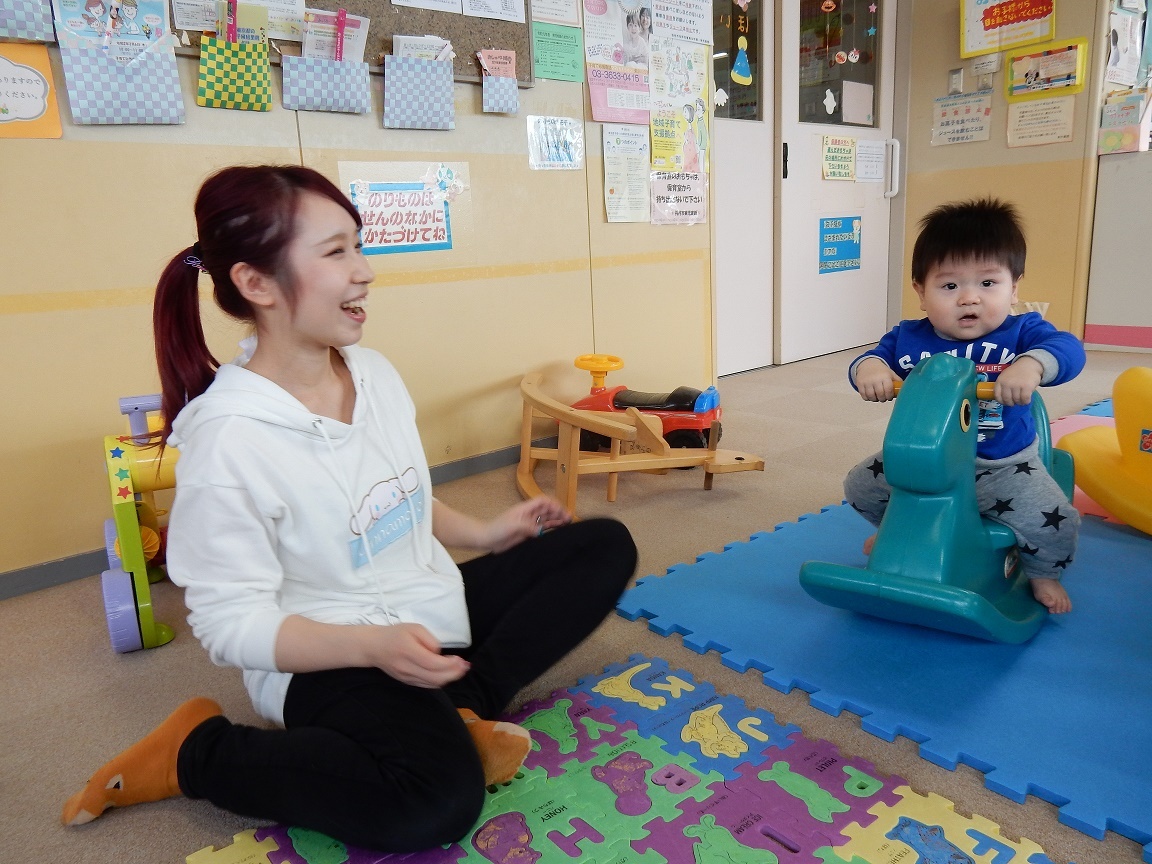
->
xmin=618 ymin=505 xmax=1152 ymax=860
xmin=1078 ymin=398 xmax=1114 ymax=417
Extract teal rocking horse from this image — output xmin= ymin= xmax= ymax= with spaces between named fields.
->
xmin=800 ymin=352 xmax=1074 ymax=644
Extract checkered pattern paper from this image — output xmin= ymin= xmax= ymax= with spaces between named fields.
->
xmin=58 ymin=39 xmax=185 ymax=125
xmin=0 ymin=0 xmax=52 ymax=42
xmin=197 ymin=35 xmax=271 ymax=111
xmin=281 ymin=55 xmax=370 ymax=114
xmin=482 ymin=74 xmax=518 ymax=114
xmin=383 ymin=55 xmax=454 ymax=130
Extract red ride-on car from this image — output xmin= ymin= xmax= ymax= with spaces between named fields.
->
xmin=569 ymin=354 xmax=722 ymax=451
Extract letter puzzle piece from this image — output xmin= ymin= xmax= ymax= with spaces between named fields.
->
xmin=255 ymin=823 xmax=468 ymax=864
xmin=505 ymin=690 xmax=633 ymax=778
xmin=186 ymin=829 xmax=280 ymax=864
xmin=542 ymin=727 xmax=723 ymax=854
xmin=634 ymin=732 xmax=904 ymax=862
xmin=574 ymin=654 xmax=800 ymax=779
xmin=836 ymin=785 xmax=1048 ymax=864
xmin=453 ymin=765 xmax=617 ymax=863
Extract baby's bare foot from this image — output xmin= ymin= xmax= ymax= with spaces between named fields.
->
xmin=863 ymin=534 xmax=876 ymax=556
xmin=1031 ymin=578 xmax=1072 ymax=614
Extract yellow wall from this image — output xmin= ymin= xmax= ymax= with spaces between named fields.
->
xmin=0 ymin=52 xmax=711 ymax=576
xmin=898 ymin=2 xmax=1106 ymax=335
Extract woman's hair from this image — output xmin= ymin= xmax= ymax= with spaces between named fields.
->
xmin=152 ymin=165 xmax=361 ymax=442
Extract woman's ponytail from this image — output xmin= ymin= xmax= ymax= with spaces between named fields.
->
xmin=152 ymin=246 xmax=219 ymax=445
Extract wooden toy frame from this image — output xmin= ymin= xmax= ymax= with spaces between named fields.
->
xmin=516 ymin=372 xmax=764 ymax=514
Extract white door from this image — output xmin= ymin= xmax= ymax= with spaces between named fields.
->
xmin=713 ymin=0 xmax=775 ymax=376
xmin=774 ymin=0 xmax=900 ymax=364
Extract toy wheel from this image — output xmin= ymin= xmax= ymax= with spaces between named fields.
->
xmin=101 ymin=569 xmax=143 ymax=654
xmin=574 ymin=354 xmax=624 ymax=374
xmin=103 ymin=518 xmax=122 ymax=571
xmin=580 ymin=430 xmax=611 ymax=452
xmin=665 ymin=429 xmax=708 ymax=449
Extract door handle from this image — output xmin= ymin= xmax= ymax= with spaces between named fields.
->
xmin=884 ymin=138 xmax=900 ymax=198
xmin=782 ymin=142 xmax=788 ymax=179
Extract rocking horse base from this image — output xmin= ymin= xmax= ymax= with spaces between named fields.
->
xmin=800 ymin=559 xmax=1047 ymax=644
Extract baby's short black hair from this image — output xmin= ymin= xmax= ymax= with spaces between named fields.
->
xmin=911 ymin=197 xmax=1026 ymax=284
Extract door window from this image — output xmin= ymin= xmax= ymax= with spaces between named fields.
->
xmin=797 ymin=0 xmax=880 ymax=126
xmin=713 ymin=0 xmax=763 ymax=120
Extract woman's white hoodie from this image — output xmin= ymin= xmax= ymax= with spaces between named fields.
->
xmin=165 ymin=345 xmax=470 ymax=726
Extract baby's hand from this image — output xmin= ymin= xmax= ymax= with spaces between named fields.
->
xmin=994 ymin=356 xmax=1043 ymax=406
xmin=855 ymin=357 xmax=899 ymax=402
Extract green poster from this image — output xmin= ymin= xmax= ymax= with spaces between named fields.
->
xmin=532 ymin=22 xmax=585 ymax=82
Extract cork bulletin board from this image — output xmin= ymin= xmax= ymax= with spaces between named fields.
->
xmin=176 ymin=1 xmax=534 ymax=85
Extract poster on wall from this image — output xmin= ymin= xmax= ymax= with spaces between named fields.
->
xmin=960 ymin=0 xmax=1054 ymax=59
xmin=1105 ymin=8 xmax=1143 ymax=88
xmin=821 ymin=135 xmax=855 ymax=180
xmin=53 ymin=0 xmax=173 ymax=62
xmin=648 ymin=35 xmax=709 ymax=171
xmin=650 ymin=0 xmax=711 ymax=46
xmin=583 ymin=0 xmax=652 ymax=123
xmin=1007 ymin=96 xmax=1074 ymax=147
xmin=531 ymin=0 xmax=580 ymax=26
xmin=855 ymin=138 xmax=885 ymax=181
xmin=651 ymin=170 xmax=706 ymax=224
xmin=818 ymin=216 xmax=861 ymax=274
xmin=350 ymin=181 xmax=452 ymax=254
xmin=527 ymin=114 xmax=585 ymax=169
xmin=930 ymin=92 xmax=992 ymax=145
xmin=1005 ymin=38 xmax=1087 ymax=102
xmin=0 ymin=43 xmax=62 ymax=139
xmin=338 ymin=162 xmax=471 ymax=255
xmin=532 ymin=21 xmax=585 ymax=81
xmin=603 ymin=123 xmax=651 ymax=222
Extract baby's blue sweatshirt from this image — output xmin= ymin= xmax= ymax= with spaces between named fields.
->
xmin=849 ymin=313 xmax=1086 ymax=459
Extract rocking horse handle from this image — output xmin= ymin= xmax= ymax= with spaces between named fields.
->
xmin=892 ymin=380 xmax=996 ymax=400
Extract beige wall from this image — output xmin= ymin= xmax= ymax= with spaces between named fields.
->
xmin=898 ymin=1 xmax=1107 ymax=335
xmin=0 ymin=53 xmax=711 ymax=576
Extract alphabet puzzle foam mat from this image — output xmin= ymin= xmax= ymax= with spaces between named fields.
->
xmin=186 ymin=656 xmax=1060 ymax=864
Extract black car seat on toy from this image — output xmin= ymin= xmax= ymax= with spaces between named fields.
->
xmin=613 ymin=386 xmax=702 ymax=412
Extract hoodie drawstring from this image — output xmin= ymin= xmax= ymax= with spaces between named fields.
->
xmin=311 ymin=417 xmax=401 ymax=625
xmin=361 ymin=378 xmax=434 ymax=571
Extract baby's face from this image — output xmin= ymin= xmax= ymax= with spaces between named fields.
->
xmin=628 ymin=20 xmax=639 ymax=35
xmin=914 ymin=257 xmax=1018 ymax=342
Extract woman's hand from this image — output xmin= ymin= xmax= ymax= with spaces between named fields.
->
xmin=361 ymin=623 xmax=470 ymax=687
xmin=275 ymin=616 xmax=468 ymax=687
xmin=483 ymin=496 xmax=572 ymax=554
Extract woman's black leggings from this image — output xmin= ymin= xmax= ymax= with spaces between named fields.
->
xmin=176 ymin=518 xmax=636 ymax=852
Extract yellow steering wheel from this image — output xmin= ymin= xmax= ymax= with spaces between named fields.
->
xmin=574 ymin=354 xmax=624 ymax=390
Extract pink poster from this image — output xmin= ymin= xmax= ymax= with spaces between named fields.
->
xmin=588 ymin=63 xmax=650 ymax=123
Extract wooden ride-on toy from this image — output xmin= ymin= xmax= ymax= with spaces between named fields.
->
xmin=1059 ymin=366 xmax=1152 ymax=536
xmin=516 ymin=371 xmax=764 ymax=516
xmin=101 ymin=395 xmax=177 ymax=653
xmin=570 ymin=354 xmax=723 ymax=450
xmin=800 ymin=352 xmax=1073 ymax=644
